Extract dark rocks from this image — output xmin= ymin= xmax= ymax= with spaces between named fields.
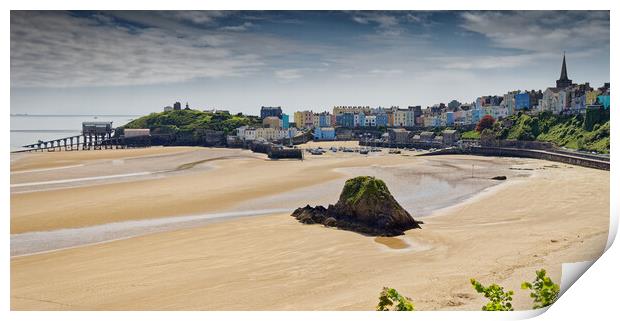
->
xmin=291 ymin=176 xmax=422 ymax=236
xmin=491 ymin=175 xmax=507 ymax=180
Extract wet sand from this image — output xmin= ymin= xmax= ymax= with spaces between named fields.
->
xmin=10 ymin=147 xmax=609 ymax=310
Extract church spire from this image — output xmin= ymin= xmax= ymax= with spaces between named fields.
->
xmin=556 ymin=52 xmax=572 ymax=89
xmin=559 ymin=52 xmax=568 ymax=80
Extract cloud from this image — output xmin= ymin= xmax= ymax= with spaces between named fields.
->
xmin=432 ymin=52 xmax=555 ymax=70
xmin=460 ymin=11 xmax=610 ymax=54
xmin=274 ymin=69 xmax=303 ymax=80
xmin=351 ymin=12 xmax=402 ymax=36
xmin=370 ymin=69 xmax=403 ymax=76
xmin=165 ymin=11 xmax=229 ymax=25
xmin=10 ymin=11 xmax=263 ymax=88
xmin=219 ymin=22 xmax=254 ymax=32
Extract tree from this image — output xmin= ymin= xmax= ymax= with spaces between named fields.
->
xmin=448 ymin=99 xmax=461 ymax=110
xmin=521 ymin=269 xmax=560 ymax=309
xmin=470 ymin=279 xmax=514 ymax=311
xmin=377 ymin=287 xmax=415 ymax=311
xmin=476 ymin=115 xmax=496 ymax=132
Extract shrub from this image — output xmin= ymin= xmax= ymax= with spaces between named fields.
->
xmin=476 ymin=115 xmax=496 ymax=132
xmin=377 ymin=287 xmax=415 ymax=311
xmin=470 ymin=279 xmax=514 ymax=311
xmin=521 ymin=269 xmax=560 ymax=309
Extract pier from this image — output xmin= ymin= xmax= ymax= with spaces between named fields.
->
xmin=15 ymin=122 xmax=152 ymax=153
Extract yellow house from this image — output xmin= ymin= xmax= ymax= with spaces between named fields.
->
xmin=294 ymin=110 xmax=314 ymax=128
xmin=586 ymin=90 xmax=600 ymax=105
xmin=294 ymin=111 xmax=303 ymax=128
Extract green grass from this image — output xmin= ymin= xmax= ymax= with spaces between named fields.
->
xmin=461 ymin=130 xmax=481 ymax=140
xmin=122 ymin=109 xmax=262 ymax=135
xmin=340 ymin=176 xmax=390 ymax=205
xmin=493 ymin=112 xmax=610 ymax=154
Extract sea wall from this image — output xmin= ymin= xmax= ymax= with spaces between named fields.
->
xmin=422 ymin=147 xmax=609 ymax=171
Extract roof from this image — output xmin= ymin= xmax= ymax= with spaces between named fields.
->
xmin=390 ymin=128 xmax=409 ymax=132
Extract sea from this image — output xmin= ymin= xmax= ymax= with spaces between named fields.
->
xmin=10 ymin=114 xmax=142 ymax=151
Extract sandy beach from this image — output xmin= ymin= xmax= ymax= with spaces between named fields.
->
xmin=10 ymin=146 xmax=609 ymax=310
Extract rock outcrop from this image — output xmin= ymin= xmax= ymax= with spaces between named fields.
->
xmin=291 ymin=176 xmax=421 ymax=236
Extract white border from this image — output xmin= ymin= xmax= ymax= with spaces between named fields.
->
xmin=2 ymin=1 xmax=617 ymax=321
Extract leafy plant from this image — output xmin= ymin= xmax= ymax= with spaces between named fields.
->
xmin=521 ymin=269 xmax=560 ymax=309
xmin=470 ymin=279 xmax=514 ymax=311
xmin=476 ymin=115 xmax=496 ymax=132
xmin=377 ymin=287 xmax=415 ymax=311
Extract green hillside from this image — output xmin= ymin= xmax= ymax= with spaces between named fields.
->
xmin=122 ymin=109 xmax=261 ymax=135
xmin=494 ymin=111 xmax=609 ymax=154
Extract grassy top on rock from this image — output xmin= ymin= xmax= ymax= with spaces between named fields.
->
xmin=122 ymin=109 xmax=261 ymax=135
xmin=340 ymin=176 xmax=391 ymax=205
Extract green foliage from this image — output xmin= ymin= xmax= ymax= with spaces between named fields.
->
xmin=521 ymin=269 xmax=560 ymax=309
xmin=461 ymin=130 xmax=481 ymax=140
xmin=123 ymin=109 xmax=261 ymax=136
xmin=491 ymin=112 xmax=609 ymax=154
xmin=476 ymin=115 xmax=496 ymax=132
xmin=470 ymin=279 xmax=514 ymax=311
xmin=340 ymin=176 xmax=390 ymax=205
xmin=377 ymin=287 xmax=415 ymax=311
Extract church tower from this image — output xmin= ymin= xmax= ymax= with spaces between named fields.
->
xmin=556 ymin=53 xmax=573 ymax=89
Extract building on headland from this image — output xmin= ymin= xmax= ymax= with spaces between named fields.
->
xmin=260 ymin=106 xmax=283 ymax=119
xmin=173 ymin=102 xmax=182 ymax=110
xmin=204 ymin=108 xmax=231 ymax=114
xmin=164 ymin=106 xmax=173 ymax=112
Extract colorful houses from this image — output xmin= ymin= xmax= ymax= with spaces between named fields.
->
xmin=241 ymin=54 xmax=608 ymax=140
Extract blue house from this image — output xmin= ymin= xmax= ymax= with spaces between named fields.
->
xmin=471 ymin=108 xmax=483 ymax=123
xmin=281 ymin=113 xmax=289 ymax=129
xmin=515 ymin=93 xmax=531 ymax=110
xmin=339 ymin=113 xmax=354 ymax=128
xmin=445 ymin=112 xmax=454 ymax=126
xmin=598 ymin=95 xmax=610 ymax=109
xmin=319 ymin=114 xmax=331 ymax=127
xmin=375 ymin=113 xmax=388 ymax=127
xmin=314 ymin=127 xmax=336 ymax=140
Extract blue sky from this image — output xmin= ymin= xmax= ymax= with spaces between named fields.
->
xmin=10 ymin=10 xmax=610 ymax=116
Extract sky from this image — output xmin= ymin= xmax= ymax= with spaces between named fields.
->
xmin=10 ymin=10 xmax=610 ymax=116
